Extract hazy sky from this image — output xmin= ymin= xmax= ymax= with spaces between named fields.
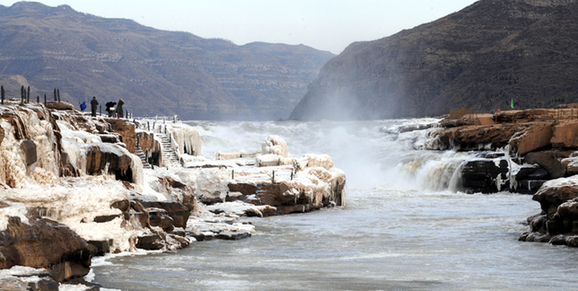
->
xmin=0 ymin=0 xmax=478 ymax=54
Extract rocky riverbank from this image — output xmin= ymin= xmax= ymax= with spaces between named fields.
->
xmin=420 ymin=105 xmax=578 ymax=247
xmin=0 ymin=100 xmax=346 ymax=289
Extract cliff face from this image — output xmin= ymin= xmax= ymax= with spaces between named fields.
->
xmin=0 ymin=2 xmax=334 ymax=120
xmin=290 ymin=0 xmax=578 ymax=121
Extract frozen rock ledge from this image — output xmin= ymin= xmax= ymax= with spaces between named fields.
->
xmin=0 ymin=101 xmax=347 ymax=286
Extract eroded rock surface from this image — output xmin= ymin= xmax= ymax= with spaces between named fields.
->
xmin=0 ymin=209 xmax=95 ymax=282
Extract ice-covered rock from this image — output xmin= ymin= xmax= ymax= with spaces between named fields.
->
xmin=0 ymin=266 xmax=60 ymax=291
xmin=169 ymin=123 xmax=201 ymax=156
xmin=0 ymin=205 xmax=95 ymax=282
xmin=262 ymin=135 xmax=291 ymax=157
xmin=0 ymin=102 xmax=346 ymax=284
xmin=186 ymin=209 xmax=255 ymax=241
xmin=521 ymin=176 xmax=578 ymax=247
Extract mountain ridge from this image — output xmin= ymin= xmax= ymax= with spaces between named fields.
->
xmin=0 ymin=2 xmax=334 ymax=120
xmin=289 ymin=0 xmax=578 ymax=121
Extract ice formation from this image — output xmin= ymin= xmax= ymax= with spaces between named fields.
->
xmin=166 ymin=123 xmax=202 ymax=157
xmin=262 ymin=135 xmax=291 ymax=157
xmin=0 ymin=102 xmax=347 ymax=285
xmin=188 ymin=135 xmax=347 ymax=209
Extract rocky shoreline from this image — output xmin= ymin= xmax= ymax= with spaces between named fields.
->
xmin=0 ymin=100 xmax=346 ymax=290
xmin=419 ymin=105 xmax=578 ymax=248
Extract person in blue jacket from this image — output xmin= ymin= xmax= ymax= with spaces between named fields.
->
xmin=80 ymin=101 xmax=86 ymax=112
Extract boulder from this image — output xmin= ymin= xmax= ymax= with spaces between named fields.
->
xmin=533 ymin=177 xmax=578 ymax=218
xmin=136 ymin=200 xmax=190 ymax=228
xmin=515 ymin=164 xmax=548 ymax=180
xmin=525 ymin=150 xmax=569 ymax=179
xmin=557 ymin=199 xmax=578 ymax=221
xmin=521 ymin=177 xmax=578 ymax=247
xmin=29 ymin=277 xmax=60 ymax=291
xmin=0 ymin=210 xmax=95 ymax=282
xmin=561 ymin=156 xmax=578 ymax=175
xmin=87 ymin=240 xmax=111 ymax=256
xmin=459 ymin=159 xmax=504 ymax=193
xmin=0 ymin=274 xmax=59 ymax=291
xmin=551 ymin=121 xmax=578 ymax=148
xmin=508 ymin=122 xmax=553 ymax=155
xmin=136 ymin=234 xmax=164 ymax=250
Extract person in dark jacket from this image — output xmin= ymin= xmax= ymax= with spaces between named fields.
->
xmin=116 ymin=99 xmax=124 ymax=118
xmin=106 ymin=101 xmax=116 ymax=117
xmin=90 ymin=97 xmax=98 ymax=117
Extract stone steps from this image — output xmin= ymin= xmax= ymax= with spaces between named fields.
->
xmin=135 ymin=148 xmax=152 ymax=169
xmin=158 ymin=133 xmax=180 ymax=167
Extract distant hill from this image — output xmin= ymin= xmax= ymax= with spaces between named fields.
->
xmin=0 ymin=2 xmax=334 ymax=120
xmin=289 ymin=0 xmax=578 ymax=121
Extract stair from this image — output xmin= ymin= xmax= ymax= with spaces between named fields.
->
xmin=158 ymin=133 xmax=181 ymax=167
xmin=135 ymin=147 xmax=152 ymax=169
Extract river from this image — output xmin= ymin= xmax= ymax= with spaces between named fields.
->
xmin=92 ymin=119 xmax=578 ymax=290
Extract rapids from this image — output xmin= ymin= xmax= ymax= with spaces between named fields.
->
xmin=92 ymin=119 xmax=578 ymax=290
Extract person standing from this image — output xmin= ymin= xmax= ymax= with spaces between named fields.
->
xmin=106 ymin=101 xmax=115 ymax=117
xmin=116 ymin=99 xmax=124 ymax=118
xmin=90 ymin=96 xmax=98 ymax=117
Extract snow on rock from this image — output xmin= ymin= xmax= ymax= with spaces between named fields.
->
xmin=0 ymin=103 xmax=346 ymax=283
xmin=194 ymin=168 xmax=231 ymax=204
xmin=181 ymin=135 xmax=347 ymax=211
xmin=0 ymin=206 xmax=95 ymax=282
xmin=262 ymin=135 xmax=291 ymax=157
xmin=521 ymin=175 xmax=578 ymax=247
xmin=0 ymin=104 xmax=60 ymax=188
xmin=0 ymin=201 xmax=29 ymax=231
xmin=297 ymin=154 xmax=334 ymax=170
xmin=0 ymin=177 xmax=137 ymax=252
xmin=223 ymin=136 xmax=347 ymax=214
xmin=186 ymin=208 xmax=256 ymax=241
xmin=0 ymin=266 xmax=58 ymax=291
xmin=206 ymin=200 xmax=276 ymax=217
xmin=169 ymin=123 xmax=201 ymax=156
xmin=256 ymin=153 xmax=294 ymax=167
xmin=216 ymin=150 xmax=258 ymax=160
xmin=562 ymin=155 xmax=578 ymax=175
